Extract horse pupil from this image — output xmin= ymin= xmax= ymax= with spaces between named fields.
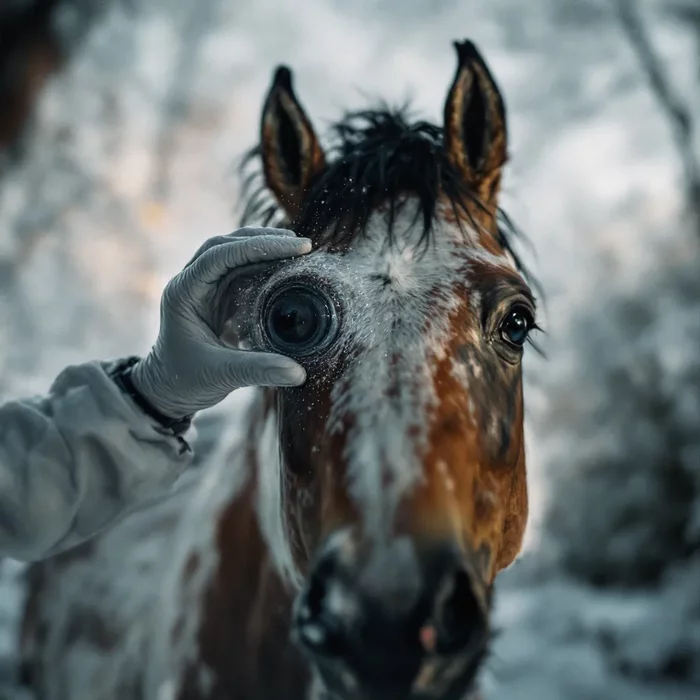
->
xmin=506 ymin=311 xmax=528 ymax=345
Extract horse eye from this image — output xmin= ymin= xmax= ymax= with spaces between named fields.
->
xmin=263 ymin=284 xmax=338 ymax=356
xmin=500 ymin=306 xmax=533 ymax=348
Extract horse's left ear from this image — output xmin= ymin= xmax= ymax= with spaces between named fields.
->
xmin=260 ymin=66 xmax=326 ymax=221
xmin=443 ymin=40 xmax=508 ymax=204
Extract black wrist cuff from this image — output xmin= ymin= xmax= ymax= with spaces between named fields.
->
xmin=109 ymin=357 xmax=194 ymax=436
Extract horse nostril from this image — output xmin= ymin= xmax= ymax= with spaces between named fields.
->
xmin=294 ymin=570 xmax=353 ymax=659
xmin=432 ymin=567 xmax=487 ymax=656
xmin=305 ymin=573 xmax=327 ymax=617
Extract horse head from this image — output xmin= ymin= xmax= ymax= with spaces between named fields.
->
xmin=227 ymin=39 xmax=535 ymax=700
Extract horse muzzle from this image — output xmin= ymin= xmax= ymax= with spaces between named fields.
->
xmin=291 ymin=528 xmax=491 ymax=700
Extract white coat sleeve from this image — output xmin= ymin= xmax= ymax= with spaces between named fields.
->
xmin=0 ymin=359 xmax=193 ymax=561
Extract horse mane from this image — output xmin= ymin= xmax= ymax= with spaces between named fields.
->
xmin=239 ymin=104 xmax=533 ymax=281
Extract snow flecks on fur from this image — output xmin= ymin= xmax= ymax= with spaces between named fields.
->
xmin=327 ymin=209 xmax=466 ymax=540
xmin=311 ymin=203 xmax=470 ymax=540
xmin=251 ymin=199 xmax=512 ymax=552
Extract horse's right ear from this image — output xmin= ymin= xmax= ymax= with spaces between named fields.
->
xmin=443 ymin=40 xmax=508 ymax=205
xmin=260 ymin=66 xmax=326 ymax=221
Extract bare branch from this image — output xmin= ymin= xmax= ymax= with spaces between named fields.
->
xmin=613 ymin=0 xmax=700 ymax=226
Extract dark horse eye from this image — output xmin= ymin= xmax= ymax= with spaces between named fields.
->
xmin=263 ymin=284 xmax=338 ymax=356
xmin=500 ymin=306 xmax=533 ymax=348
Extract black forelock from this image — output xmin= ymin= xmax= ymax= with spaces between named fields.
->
xmin=239 ymin=104 xmax=532 ymax=281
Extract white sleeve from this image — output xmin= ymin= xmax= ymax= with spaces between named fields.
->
xmin=0 ymin=359 xmax=193 ymax=561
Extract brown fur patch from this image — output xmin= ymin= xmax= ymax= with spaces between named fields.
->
xmin=180 ymin=477 xmax=309 ymax=700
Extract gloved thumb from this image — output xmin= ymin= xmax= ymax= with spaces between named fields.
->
xmin=214 ymin=347 xmax=307 ymax=389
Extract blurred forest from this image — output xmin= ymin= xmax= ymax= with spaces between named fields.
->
xmin=0 ymin=1 xmax=699 ymax=699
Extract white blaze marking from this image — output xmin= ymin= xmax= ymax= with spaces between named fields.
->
xmin=323 ymin=205 xmax=469 ymax=538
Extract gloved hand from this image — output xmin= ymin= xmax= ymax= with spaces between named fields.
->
xmin=130 ymin=226 xmax=311 ymax=419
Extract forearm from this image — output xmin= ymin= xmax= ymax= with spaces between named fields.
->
xmin=0 ymin=359 xmax=193 ymax=561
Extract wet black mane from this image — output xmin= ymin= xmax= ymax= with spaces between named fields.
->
xmin=240 ymin=106 xmax=530 ymax=276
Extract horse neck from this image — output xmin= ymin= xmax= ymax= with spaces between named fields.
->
xmin=189 ymin=391 xmax=309 ymax=700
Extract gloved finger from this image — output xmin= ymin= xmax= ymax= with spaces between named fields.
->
xmin=184 ymin=227 xmax=299 ymax=267
xmin=185 ymin=235 xmax=312 ymax=289
xmin=231 ymin=226 xmax=298 ymax=238
xmin=212 ymin=347 xmax=307 ymax=387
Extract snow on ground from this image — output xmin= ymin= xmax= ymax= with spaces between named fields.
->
xmin=0 ymin=0 xmax=698 ymax=697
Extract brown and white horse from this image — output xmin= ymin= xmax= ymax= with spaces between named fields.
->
xmin=20 ymin=39 xmax=537 ymax=700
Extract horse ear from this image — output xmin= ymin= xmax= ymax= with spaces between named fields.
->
xmin=260 ymin=66 xmax=326 ymax=220
xmin=443 ymin=40 xmax=508 ymax=204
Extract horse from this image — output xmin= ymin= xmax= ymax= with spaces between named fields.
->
xmin=19 ymin=39 xmax=537 ymax=700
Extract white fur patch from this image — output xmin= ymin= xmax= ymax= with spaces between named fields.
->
xmin=321 ymin=205 xmax=470 ymax=538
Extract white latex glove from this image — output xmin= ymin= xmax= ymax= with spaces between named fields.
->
xmin=130 ymin=226 xmax=311 ymax=419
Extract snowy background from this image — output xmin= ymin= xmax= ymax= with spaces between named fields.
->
xmin=0 ymin=0 xmax=699 ymax=698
